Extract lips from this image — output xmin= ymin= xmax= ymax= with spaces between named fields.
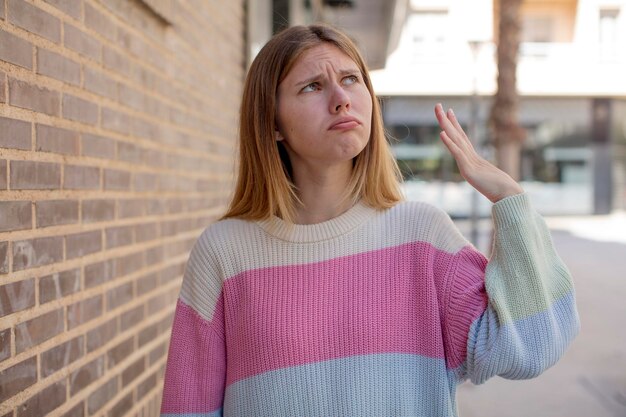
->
xmin=329 ymin=116 xmax=361 ymax=130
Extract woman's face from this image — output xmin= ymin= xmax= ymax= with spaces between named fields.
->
xmin=275 ymin=43 xmax=372 ymax=171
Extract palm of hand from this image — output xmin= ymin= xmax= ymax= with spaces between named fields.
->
xmin=434 ymin=103 xmax=524 ymax=203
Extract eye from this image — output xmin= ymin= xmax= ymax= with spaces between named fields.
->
xmin=301 ymin=82 xmax=320 ymax=93
xmin=343 ymin=75 xmax=359 ymax=85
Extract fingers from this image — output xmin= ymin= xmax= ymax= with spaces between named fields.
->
xmin=434 ymin=103 xmax=474 ymax=152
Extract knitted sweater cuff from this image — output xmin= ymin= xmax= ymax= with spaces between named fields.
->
xmin=491 ymin=192 xmax=533 ymax=231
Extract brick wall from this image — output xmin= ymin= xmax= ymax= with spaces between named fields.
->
xmin=0 ymin=1 xmax=244 ymax=416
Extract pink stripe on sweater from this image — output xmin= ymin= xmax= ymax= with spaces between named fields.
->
xmin=161 ymin=299 xmax=226 ymax=414
xmin=222 ymin=241 xmax=487 ymax=385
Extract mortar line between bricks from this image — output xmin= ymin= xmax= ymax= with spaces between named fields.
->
xmin=2 ymin=7 xmax=244 ymax=123
xmin=0 ymin=204 xmax=225 ymax=241
xmin=0 ymin=227 xmax=204 ymax=286
xmin=0 ymin=274 xmax=181 ymax=374
xmin=0 ymin=297 xmax=177 ymax=415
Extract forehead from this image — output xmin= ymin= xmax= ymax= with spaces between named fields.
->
xmin=285 ymin=43 xmax=360 ymax=78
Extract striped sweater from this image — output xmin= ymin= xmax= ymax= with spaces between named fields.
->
xmin=160 ymin=193 xmax=580 ymax=417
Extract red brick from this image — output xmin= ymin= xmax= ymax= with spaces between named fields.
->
xmin=160 ymin=262 xmax=184 ymax=284
xmin=103 ymin=47 xmax=131 ymax=77
xmin=15 ymin=308 xmax=64 ymax=353
xmin=134 ymin=222 xmax=158 ymax=242
xmin=103 ymin=169 xmax=130 ymax=190
xmin=10 ymin=160 xmax=60 ymax=190
xmin=117 ymin=141 xmax=142 ymax=164
xmin=121 ymin=357 xmax=144 ymax=387
xmin=146 ymin=198 xmax=166 ymax=215
xmin=108 ymin=392 xmax=132 ymax=417
xmin=106 ymin=281 xmax=133 ymax=311
xmin=44 ymin=0 xmax=81 ymax=20
xmin=18 ymin=380 xmax=66 ymax=417
xmin=0 ymin=29 xmax=32 ymax=69
xmin=117 ymin=199 xmax=144 ymax=218
xmin=167 ymin=198 xmax=184 ymax=213
xmin=87 ymin=376 xmax=117 ymax=415
xmin=36 ymin=48 xmax=80 ymax=85
xmin=105 ymin=225 xmax=133 ymax=249
xmin=107 ymin=337 xmax=133 ymax=369
xmin=145 ymin=245 xmax=163 ymax=265
xmin=64 ymin=22 xmax=100 ymax=61
xmin=8 ymin=78 xmax=60 ymax=116
xmin=84 ymin=3 xmax=116 ymax=42
xmin=120 ymin=304 xmax=144 ymax=331
xmin=147 ymin=293 xmax=168 ymax=315
xmin=132 ymin=172 xmax=157 ymax=192
xmin=67 ymin=295 xmax=102 ymax=329
xmin=35 ymin=199 xmax=79 ymax=228
xmin=0 ymin=116 xmax=31 ymax=151
xmin=40 ymin=335 xmax=84 ymax=377
xmin=101 ymin=108 xmax=131 ymax=135
xmin=60 ymin=402 xmax=84 ymax=417
xmin=114 ymin=252 xmax=144 ymax=277
xmin=0 ymin=160 xmax=6 ymax=189
xmin=148 ymin=342 xmax=167 ymax=366
xmin=36 ymin=124 xmax=79 ymax=155
xmin=82 ymin=199 xmax=115 ymax=223
xmin=12 ymin=236 xmax=63 ymax=271
xmin=0 ymin=278 xmax=35 ymax=316
xmin=137 ymin=371 xmax=157 ymax=397
xmin=0 ymin=328 xmax=10 ymax=362
xmin=86 ymin=317 xmax=117 ymax=353
xmin=66 ymin=230 xmax=102 ymax=259
xmin=0 ymin=241 xmax=8 ymax=274
xmin=70 ymin=356 xmax=104 ymax=395
xmin=0 ymin=201 xmax=32 ymax=232
xmin=133 ymin=119 xmax=162 ymax=143
xmin=161 ymin=219 xmax=178 ymax=236
xmin=84 ymin=67 xmax=117 ymax=100
xmin=39 ymin=268 xmax=80 ymax=303
xmin=0 ymin=356 xmax=37 ymax=402
xmin=8 ymin=0 xmax=60 ymax=43
xmin=84 ymin=259 xmax=114 ymax=289
xmin=64 ymin=165 xmax=100 ymax=189
xmin=81 ymin=133 xmax=116 ymax=159
xmin=138 ymin=322 xmax=158 ymax=347
xmin=136 ymin=272 xmax=157 ymax=296
xmin=62 ymin=94 xmax=99 ymax=125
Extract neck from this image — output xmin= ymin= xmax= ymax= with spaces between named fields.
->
xmin=291 ymin=162 xmax=354 ymax=224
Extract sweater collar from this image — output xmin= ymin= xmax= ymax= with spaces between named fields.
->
xmin=255 ymin=201 xmax=377 ymax=243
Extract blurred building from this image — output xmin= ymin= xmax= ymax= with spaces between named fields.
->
xmin=371 ymin=0 xmax=626 ymax=215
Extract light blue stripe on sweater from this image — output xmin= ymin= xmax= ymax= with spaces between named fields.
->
xmin=161 ymin=411 xmax=222 ymax=417
xmin=467 ymin=290 xmax=579 ymax=384
xmin=223 ymin=353 xmax=459 ymax=417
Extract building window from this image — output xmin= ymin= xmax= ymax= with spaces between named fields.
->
xmin=599 ymin=8 xmax=620 ymax=59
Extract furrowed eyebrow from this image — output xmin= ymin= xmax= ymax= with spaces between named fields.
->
xmin=294 ymin=68 xmax=361 ymax=87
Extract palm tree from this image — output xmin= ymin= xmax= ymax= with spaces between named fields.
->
xmin=490 ymin=0 xmax=526 ymax=180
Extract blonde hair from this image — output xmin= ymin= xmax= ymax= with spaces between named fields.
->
xmin=222 ymin=24 xmax=403 ymax=223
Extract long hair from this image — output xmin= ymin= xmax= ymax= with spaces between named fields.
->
xmin=221 ymin=24 xmax=403 ymax=223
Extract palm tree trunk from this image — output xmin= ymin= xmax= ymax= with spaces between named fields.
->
xmin=490 ymin=0 xmax=526 ymax=181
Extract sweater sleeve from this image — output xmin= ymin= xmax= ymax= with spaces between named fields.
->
xmin=160 ymin=230 xmax=226 ymax=417
xmin=443 ymin=193 xmax=580 ymax=385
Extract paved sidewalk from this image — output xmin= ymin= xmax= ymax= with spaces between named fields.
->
xmin=453 ymin=215 xmax=626 ymax=417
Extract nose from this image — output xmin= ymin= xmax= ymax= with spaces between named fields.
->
xmin=329 ymin=83 xmax=350 ymax=113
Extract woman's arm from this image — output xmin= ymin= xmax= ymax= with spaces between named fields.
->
xmin=433 ymin=104 xmax=580 ymax=383
xmin=160 ymin=230 xmax=226 ymax=417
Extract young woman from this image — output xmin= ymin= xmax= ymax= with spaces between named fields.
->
xmin=160 ymin=24 xmax=579 ymax=417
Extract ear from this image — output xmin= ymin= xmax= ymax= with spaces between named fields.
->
xmin=275 ymin=129 xmax=284 ymax=142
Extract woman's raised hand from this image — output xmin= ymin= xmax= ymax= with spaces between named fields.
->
xmin=434 ymin=103 xmax=524 ymax=203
